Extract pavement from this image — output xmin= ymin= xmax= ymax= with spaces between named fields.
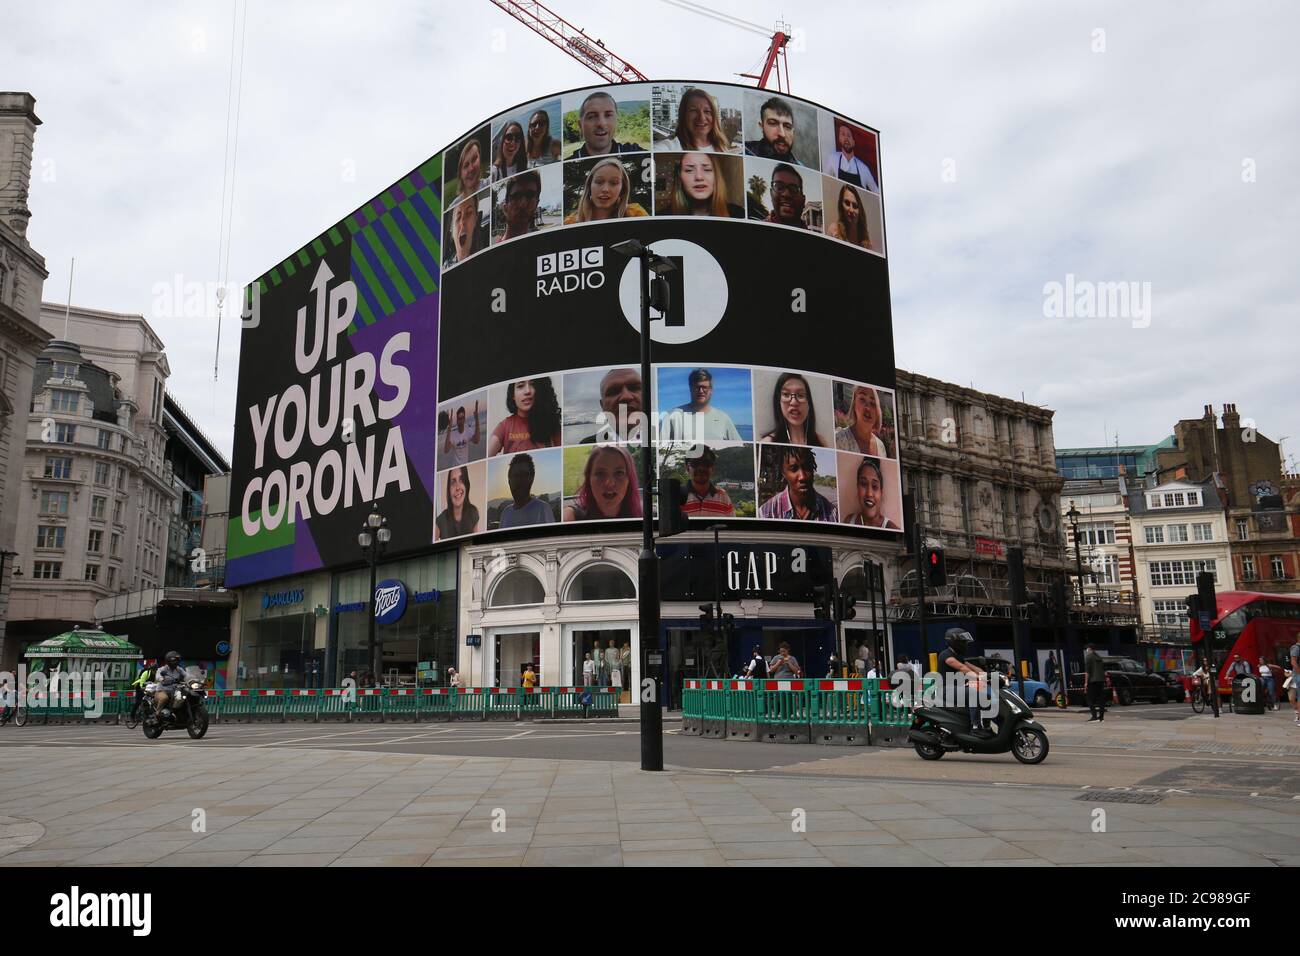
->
xmin=0 ymin=703 xmax=1296 ymax=867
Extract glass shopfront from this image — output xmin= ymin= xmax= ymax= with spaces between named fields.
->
xmin=332 ymin=550 xmax=458 ymax=687
xmin=238 ymin=575 xmax=329 ymax=689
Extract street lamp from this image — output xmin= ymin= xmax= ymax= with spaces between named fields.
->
xmin=611 ymin=237 xmax=676 ymax=773
xmin=357 ymin=507 xmax=391 ymax=685
xmin=1065 ymin=501 xmax=1085 ymax=607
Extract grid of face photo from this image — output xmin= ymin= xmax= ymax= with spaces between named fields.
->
xmin=431 ymin=363 xmax=903 ymax=543
xmin=441 ymin=83 xmax=886 ymax=271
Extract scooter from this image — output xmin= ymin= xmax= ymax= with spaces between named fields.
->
xmin=908 ymin=682 xmax=1049 ymax=764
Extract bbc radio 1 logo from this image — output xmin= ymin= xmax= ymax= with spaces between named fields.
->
xmin=536 ymin=246 xmax=605 ymax=296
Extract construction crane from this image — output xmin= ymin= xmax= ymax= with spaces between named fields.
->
xmin=488 ymin=0 xmax=648 ymax=83
xmin=490 ymin=0 xmax=791 ymax=91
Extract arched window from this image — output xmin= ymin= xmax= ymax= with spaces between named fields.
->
xmin=840 ymin=566 xmax=884 ymax=603
xmin=565 ymin=564 xmax=636 ymax=602
xmin=488 ymin=568 xmax=545 ymax=607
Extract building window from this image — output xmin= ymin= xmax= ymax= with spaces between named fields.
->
xmin=44 ymin=456 xmax=73 ymax=479
xmin=33 ymin=561 xmax=62 ymax=580
xmin=39 ymin=491 xmax=70 ymax=515
xmin=107 ymin=567 xmax=117 ymax=589
xmin=93 ymin=462 xmax=110 ymax=485
xmin=50 ymin=360 xmax=78 ymax=379
xmin=1167 ymin=524 xmax=1189 ymax=543
xmin=1149 ymin=495 xmax=1162 ymax=508
xmin=116 ymin=466 xmax=126 ymax=490
xmin=91 ymin=495 xmax=107 ymax=519
xmin=927 ymin=472 xmax=942 ymax=527
xmin=1242 ymin=556 xmax=1256 ymax=581
xmin=1193 ymin=559 xmax=1217 ymax=584
xmin=110 ymin=533 xmax=121 ymax=558
xmin=998 ymin=485 xmax=1012 ymax=537
xmin=1152 ymin=599 xmax=1186 ymax=626
xmin=85 ymin=564 xmax=100 ymax=583
xmin=55 ymin=423 xmax=76 ymax=444
xmin=1079 ymin=522 xmax=1115 ymax=546
xmin=1186 ymin=491 xmax=1200 ymax=506
xmin=1272 ymin=555 xmax=1286 ymax=579
xmin=36 ymin=526 xmax=66 ymax=549
xmin=87 ymin=530 xmax=103 ymax=553
xmin=114 ymin=500 xmax=124 ymax=524
xmin=1236 ymin=518 xmax=1249 ymax=540
xmin=487 ymin=569 xmax=545 ymax=607
xmin=1150 ymin=560 xmax=1213 ymax=587
xmin=1192 ymin=523 xmax=1213 ymax=541
xmin=1144 ymin=526 xmax=1164 ymax=544
xmin=565 ymin=565 xmax=636 ymax=602
xmin=49 ymin=389 xmax=79 ymax=413
xmin=97 ymin=429 xmax=111 ymax=450
xmin=957 ymin=478 xmax=971 ymax=532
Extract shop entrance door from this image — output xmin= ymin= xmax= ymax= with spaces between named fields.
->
xmin=570 ymin=628 xmax=632 ymax=699
xmin=666 ymin=627 xmax=730 ymax=710
xmin=493 ymin=632 xmax=540 ymax=687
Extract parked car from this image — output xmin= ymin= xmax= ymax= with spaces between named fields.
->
xmin=1066 ymin=656 xmax=1172 ymax=705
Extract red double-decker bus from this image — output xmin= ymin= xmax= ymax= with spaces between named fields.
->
xmin=1190 ymin=590 xmax=1300 ymax=695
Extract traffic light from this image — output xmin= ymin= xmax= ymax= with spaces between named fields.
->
xmin=1185 ymin=593 xmax=1200 ymax=622
xmin=838 ymin=593 xmax=858 ymax=621
xmin=812 ymin=583 xmax=833 ymax=620
xmin=658 ymin=478 xmax=690 ymax=538
xmin=720 ymin=612 xmax=736 ymax=641
xmin=1196 ymin=571 xmax=1216 ymax=626
xmin=698 ymin=603 xmax=715 ymax=633
xmin=924 ymin=547 xmax=947 ymax=587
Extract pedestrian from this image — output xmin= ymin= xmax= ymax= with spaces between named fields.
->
xmin=744 ymin=646 xmax=768 ymax=680
xmin=580 ymin=687 xmax=593 ymax=717
xmin=1257 ymin=657 xmax=1277 ymax=710
xmin=448 ymin=667 xmax=460 ymax=689
xmin=0 ymin=676 xmax=12 ymax=725
xmin=522 ymin=663 xmax=537 ymax=689
xmin=1084 ymin=644 xmax=1108 ymax=722
xmin=827 ymin=650 xmax=842 ymax=679
xmin=1045 ymin=651 xmax=1060 ymax=696
xmin=1289 ymin=638 xmax=1300 ymax=725
xmin=769 ymin=642 xmax=801 ymax=679
xmin=582 ymin=652 xmax=595 ymax=686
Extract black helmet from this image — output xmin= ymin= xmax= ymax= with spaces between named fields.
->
xmin=944 ymin=628 xmax=973 ymax=652
xmin=164 ymin=651 xmax=181 ymax=665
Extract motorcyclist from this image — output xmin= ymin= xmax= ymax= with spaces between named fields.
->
xmin=129 ymin=660 xmax=157 ymax=722
xmin=937 ymin=628 xmax=993 ymax=737
xmin=154 ymin=651 xmax=187 ymax=719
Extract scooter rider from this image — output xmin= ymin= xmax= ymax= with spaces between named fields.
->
xmin=154 ymin=651 xmax=187 ymax=719
xmin=937 ymin=628 xmax=993 ymax=737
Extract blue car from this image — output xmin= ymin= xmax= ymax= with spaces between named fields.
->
xmin=966 ymin=657 xmax=1056 ymax=708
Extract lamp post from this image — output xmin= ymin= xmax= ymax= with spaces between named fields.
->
xmin=357 ymin=508 xmax=390 ymax=685
xmin=611 ymin=237 xmax=676 ymax=773
xmin=1065 ymin=502 xmax=1085 ymax=607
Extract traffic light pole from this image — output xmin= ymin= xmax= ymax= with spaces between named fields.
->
xmin=634 ymin=247 xmax=663 ymax=772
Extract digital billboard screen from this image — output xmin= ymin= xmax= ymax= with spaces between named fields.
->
xmin=227 ymin=81 xmax=898 ymax=588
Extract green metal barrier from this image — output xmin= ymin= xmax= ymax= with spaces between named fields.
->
xmin=317 ymin=687 xmax=354 ymax=720
xmin=699 ymin=680 xmax=728 ymax=738
xmin=284 ymin=688 xmax=320 ymax=720
xmin=452 ymin=687 xmax=486 ymax=719
xmin=204 ymin=689 xmax=224 ymax=720
xmin=256 ymin=689 xmax=287 ymax=721
xmin=726 ymin=680 xmax=760 ymax=740
xmin=419 ymin=687 xmax=454 ymax=719
xmin=355 ymin=688 xmax=385 ymax=720
xmin=221 ymin=689 xmax=257 ymax=721
xmin=517 ymin=687 xmax=550 ymax=718
xmin=755 ymin=680 xmax=811 ymax=743
xmin=552 ymin=686 xmax=617 ymax=717
xmin=384 ymin=688 xmax=419 ymax=720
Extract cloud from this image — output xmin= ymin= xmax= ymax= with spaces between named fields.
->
xmin=7 ymin=0 xmax=1298 ymax=466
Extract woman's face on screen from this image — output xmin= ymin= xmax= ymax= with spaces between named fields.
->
xmin=680 ymin=154 xmax=716 ymax=203
xmin=501 ymin=124 xmax=522 ymax=163
xmin=682 ymin=94 xmax=714 ymax=147
xmin=779 ymin=377 xmax=809 ymax=429
xmin=449 ymin=469 xmax=467 ymax=508
xmin=841 ymin=189 xmax=861 ymax=224
xmin=590 ymin=164 xmax=624 ymax=212
xmin=589 ymin=450 xmax=630 ymax=518
xmin=459 ymin=142 xmax=481 ymax=188
xmin=854 ymin=387 xmax=880 ymax=433
xmin=513 ymin=380 xmax=536 ymax=414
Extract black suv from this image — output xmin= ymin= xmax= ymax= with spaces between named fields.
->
xmin=1068 ymin=656 xmax=1174 ymax=705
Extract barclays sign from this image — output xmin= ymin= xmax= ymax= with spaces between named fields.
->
xmin=262 ymin=588 xmax=305 ymax=610
xmin=374 ymin=579 xmax=408 ymax=625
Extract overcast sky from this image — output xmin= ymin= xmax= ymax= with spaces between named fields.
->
xmin=7 ymin=1 xmax=1299 ymax=469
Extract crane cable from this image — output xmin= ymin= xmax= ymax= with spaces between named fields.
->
xmin=212 ymin=0 xmax=249 ymax=393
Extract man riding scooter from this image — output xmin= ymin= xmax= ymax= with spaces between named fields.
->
xmin=153 ymin=651 xmax=187 ymax=720
xmin=937 ymin=628 xmax=994 ymax=737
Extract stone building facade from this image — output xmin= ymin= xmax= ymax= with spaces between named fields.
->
xmin=0 ymin=92 xmax=52 ymax=671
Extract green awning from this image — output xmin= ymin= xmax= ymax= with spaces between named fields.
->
xmin=23 ymin=629 xmax=142 ymax=660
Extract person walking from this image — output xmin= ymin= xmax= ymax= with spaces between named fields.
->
xmin=1257 ymin=656 xmax=1277 ymax=710
xmin=1289 ymin=638 xmax=1300 ymax=725
xmin=744 ymin=646 xmax=768 ymax=680
xmin=1084 ymin=644 xmax=1108 ymax=722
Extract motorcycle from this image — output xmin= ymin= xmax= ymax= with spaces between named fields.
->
xmin=907 ymin=680 xmax=1049 ymax=764
xmin=141 ymin=679 xmax=209 ymax=740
